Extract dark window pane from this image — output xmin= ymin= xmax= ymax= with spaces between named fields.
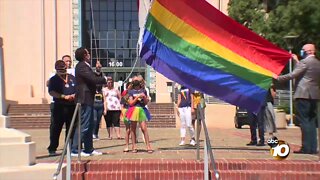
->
xmin=107 ymin=21 xmax=115 ymax=30
xmin=107 ymin=31 xmax=115 ymax=39
xmin=100 ymin=21 xmax=108 ymax=30
xmin=100 ymin=11 xmax=107 ymax=20
xmin=123 ymin=49 xmax=130 ymax=58
xmin=107 ymin=12 xmax=115 ymax=21
xmin=117 ymin=40 xmax=124 ymax=48
xmin=107 ymin=1 xmax=115 ymax=11
xmin=116 ymin=12 xmax=124 ymax=20
xmin=108 ymin=40 xmax=115 ymax=48
xmin=100 ymin=1 xmax=107 ymax=11
xmin=124 ymin=2 xmax=131 ymax=11
xmin=116 ymin=2 xmax=124 ymax=11
xmin=124 ymin=12 xmax=131 ymax=21
xmin=116 ymin=21 xmax=124 ymax=30
xmin=116 ymin=31 xmax=124 ymax=39
xmin=93 ymin=2 xmax=99 ymax=10
xmin=132 ymin=2 xmax=137 ymax=11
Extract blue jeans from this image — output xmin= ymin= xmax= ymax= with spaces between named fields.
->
xmin=93 ymin=102 xmax=104 ymax=136
xmin=249 ymin=106 xmax=265 ymax=143
xmin=72 ymin=105 xmax=94 ymax=154
xmin=295 ymin=99 xmax=318 ymax=153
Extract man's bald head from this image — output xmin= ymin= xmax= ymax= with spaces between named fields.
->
xmin=302 ymin=44 xmax=316 ymax=55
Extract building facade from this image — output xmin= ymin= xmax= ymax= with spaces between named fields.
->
xmin=0 ymin=0 xmax=229 ymax=109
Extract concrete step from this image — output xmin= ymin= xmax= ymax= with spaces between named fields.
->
xmin=0 ymin=116 xmax=36 ymax=167
xmin=0 ymin=128 xmax=32 ymax=144
xmin=0 ymin=163 xmax=65 ymax=180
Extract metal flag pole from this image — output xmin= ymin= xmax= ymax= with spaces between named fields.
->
xmin=283 ymin=35 xmax=299 ymax=127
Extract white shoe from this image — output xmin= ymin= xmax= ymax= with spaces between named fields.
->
xmin=190 ymin=139 xmax=196 ymax=146
xmin=90 ymin=150 xmax=103 ymax=156
xmin=93 ymin=134 xmax=99 ymax=139
xmin=71 ymin=152 xmax=90 ymax=157
xmin=179 ymin=141 xmax=185 ymax=146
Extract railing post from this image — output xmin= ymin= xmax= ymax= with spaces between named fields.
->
xmin=52 ymin=103 xmax=80 ymax=180
xmin=77 ymin=104 xmax=81 ymax=162
xmin=204 ymin=140 xmax=208 ymax=180
xmin=202 ymin=116 xmax=219 ymax=180
xmin=66 ymin=142 xmax=71 ymax=180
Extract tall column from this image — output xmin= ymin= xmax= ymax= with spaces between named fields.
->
xmin=0 ymin=37 xmax=5 ymax=116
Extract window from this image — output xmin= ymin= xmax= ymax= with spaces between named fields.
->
xmin=82 ymin=0 xmax=142 ymax=69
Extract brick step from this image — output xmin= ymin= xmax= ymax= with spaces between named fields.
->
xmin=216 ymin=170 xmax=320 ymax=180
xmin=72 ymin=160 xmax=320 ymax=172
xmin=9 ymin=119 xmax=176 ymax=129
xmin=72 ymin=170 xmax=204 ymax=180
xmin=70 ymin=160 xmax=320 ymax=180
xmin=7 ymin=103 xmax=176 ymax=129
xmin=71 ymin=170 xmax=320 ymax=180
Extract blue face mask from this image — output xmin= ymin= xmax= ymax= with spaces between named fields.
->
xmin=300 ymin=50 xmax=307 ymax=59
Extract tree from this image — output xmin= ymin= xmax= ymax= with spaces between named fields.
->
xmin=228 ymin=0 xmax=320 ymax=55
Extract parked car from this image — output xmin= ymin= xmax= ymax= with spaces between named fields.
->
xmin=234 ymin=107 xmax=250 ymax=128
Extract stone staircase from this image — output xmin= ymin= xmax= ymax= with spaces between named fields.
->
xmin=70 ymin=159 xmax=320 ymax=180
xmin=0 ymin=115 xmax=65 ymax=180
xmin=7 ymin=103 xmax=176 ymax=129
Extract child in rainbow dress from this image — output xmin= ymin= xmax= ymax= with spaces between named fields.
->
xmin=126 ymin=77 xmax=153 ymax=153
xmin=120 ymin=82 xmax=132 ymax=152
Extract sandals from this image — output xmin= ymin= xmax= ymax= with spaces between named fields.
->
xmin=123 ymin=148 xmax=130 ymax=153
xmin=132 ymin=149 xmax=138 ymax=153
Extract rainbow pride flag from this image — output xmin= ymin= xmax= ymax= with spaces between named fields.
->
xmin=140 ymin=0 xmax=291 ymax=112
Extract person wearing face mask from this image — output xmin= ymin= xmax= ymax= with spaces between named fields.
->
xmin=47 ymin=60 xmax=76 ymax=156
xmin=126 ymin=76 xmax=153 ymax=153
xmin=276 ymin=43 xmax=320 ymax=154
xmin=71 ymin=47 xmax=108 ymax=157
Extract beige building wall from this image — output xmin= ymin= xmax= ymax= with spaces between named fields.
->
xmin=0 ymin=0 xmax=73 ymax=107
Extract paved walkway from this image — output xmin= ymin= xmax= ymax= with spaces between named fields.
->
xmin=20 ymin=125 xmax=320 ymax=163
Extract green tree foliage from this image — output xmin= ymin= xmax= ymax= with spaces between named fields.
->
xmin=228 ymin=0 xmax=320 ymax=54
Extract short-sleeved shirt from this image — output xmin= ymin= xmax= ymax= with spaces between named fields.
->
xmin=48 ymin=73 xmax=76 ymax=105
xmin=128 ymin=89 xmax=147 ymax=107
xmin=103 ymin=88 xmax=121 ymax=110
xmin=178 ymin=87 xmax=193 ymax=108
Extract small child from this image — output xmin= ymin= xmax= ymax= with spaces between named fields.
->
xmin=120 ymin=82 xmax=132 ymax=152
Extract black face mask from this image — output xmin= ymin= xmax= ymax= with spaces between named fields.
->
xmin=132 ymin=80 xmax=141 ymax=88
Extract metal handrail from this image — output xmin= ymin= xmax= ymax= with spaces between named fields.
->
xmin=53 ymin=103 xmax=81 ymax=180
xmin=195 ymin=104 xmax=219 ymax=180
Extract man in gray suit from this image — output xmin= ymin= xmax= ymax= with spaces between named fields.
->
xmin=277 ymin=43 xmax=320 ymax=154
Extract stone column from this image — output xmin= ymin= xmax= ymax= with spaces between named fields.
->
xmin=0 ymin=37 xmax=5 ymax=116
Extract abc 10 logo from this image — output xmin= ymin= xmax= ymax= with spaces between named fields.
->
xmin=267 ymin=136 xmax=290 ymax=160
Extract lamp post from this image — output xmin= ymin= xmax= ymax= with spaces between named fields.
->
xmin=283 ymin=35 xmax=299 ymax=127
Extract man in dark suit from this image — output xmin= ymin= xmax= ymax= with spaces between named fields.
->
xmin=71 ymin=47 xmax=108 ymax=157
xmin=277 ymin=44 xmax=320 ymax=154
